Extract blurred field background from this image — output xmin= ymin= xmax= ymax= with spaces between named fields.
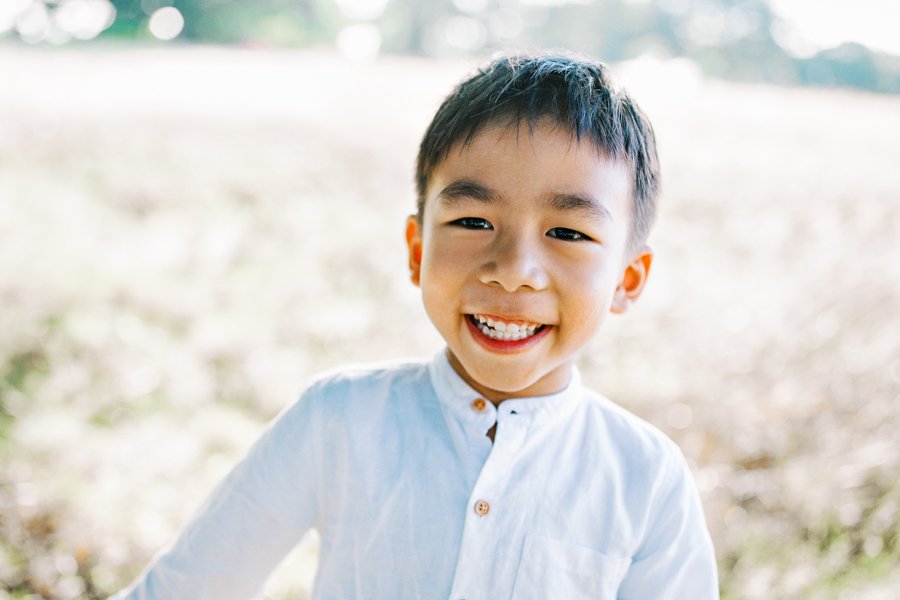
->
xmin=2 ymin=1 xmax=900 ymax=599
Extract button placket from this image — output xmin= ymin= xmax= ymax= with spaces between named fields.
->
xmin=449 ymin=404 xmax=526 ymax=600
xmin=463 ymin=411 xmax=524 ymax=526
xmin=450 ymin=433 xmax=518 ymax=600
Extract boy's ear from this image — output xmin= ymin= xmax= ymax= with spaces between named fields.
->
xmin=611 ymin=246 xmax=653 ymax=314
xmin=405 ymin=215 xmax=423 ymax=287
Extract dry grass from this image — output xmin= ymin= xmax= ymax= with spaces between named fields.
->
xmin=1 ymin=45 xmax=898 ymax=599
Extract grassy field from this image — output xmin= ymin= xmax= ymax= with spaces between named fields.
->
xmin=1 ymin=45 xmax=898 ymax=599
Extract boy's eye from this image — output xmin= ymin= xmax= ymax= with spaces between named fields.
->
xmin=547 ymin=227 xmax=591 ymax=241
xmin=451 ymin=217 xmax=493 ymax=230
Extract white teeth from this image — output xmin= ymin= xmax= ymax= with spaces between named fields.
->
xmin=472 ymin=314 xmax=544 ymax=341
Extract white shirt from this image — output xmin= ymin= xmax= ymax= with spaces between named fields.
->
xmin=115 ymin=349 xmax=718 ymax=599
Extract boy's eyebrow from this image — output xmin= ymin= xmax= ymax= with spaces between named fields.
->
xmin=436 ymin=180 xmax=500 ymax=204
xmin=437 ymin=180 xmax=614 ymax=222
xmin=549 ymin=192 xmax=614 ymax=222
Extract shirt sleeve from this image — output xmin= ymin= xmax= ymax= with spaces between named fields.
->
xmin=112 ymin=383 xmax=323 ymax=600
xmin=617 ymin=451 xmax=719 ymax=600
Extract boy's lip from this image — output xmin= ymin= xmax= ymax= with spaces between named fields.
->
xmin=465 ymin=314 xmax=552 ymax=352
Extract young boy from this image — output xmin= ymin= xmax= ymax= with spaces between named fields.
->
xmin=115 ymin=54 xmax=718 ymax=599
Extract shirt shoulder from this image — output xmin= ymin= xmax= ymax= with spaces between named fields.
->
xmin=306 ymin=356 xmax=429 ymax=389
xmin=576 ymin=386 xmax=687 ymax=476
xmin=573 ymin=388 xmax=713 ymax=563
xmin=297 ymin=357 xmax=432 ymax=414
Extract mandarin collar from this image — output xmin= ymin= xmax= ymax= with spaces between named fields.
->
xmin=427 ymin=347 xmax=582 ymax=428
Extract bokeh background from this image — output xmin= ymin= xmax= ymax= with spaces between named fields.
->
xmin=1 ymin=1 xmax=898 ymax=599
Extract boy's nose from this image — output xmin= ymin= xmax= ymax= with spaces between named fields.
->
xmin=477 ymin=233 xmax=549 ymax=292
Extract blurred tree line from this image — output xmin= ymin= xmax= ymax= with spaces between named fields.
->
xmin=96 ymin=0 xmax=900 ymax=93
xmin=4 ymin=1 xmax=900 ymax=90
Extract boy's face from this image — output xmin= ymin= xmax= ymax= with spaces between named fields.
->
xmin=406 ymin=120 xmax=653 ymax=402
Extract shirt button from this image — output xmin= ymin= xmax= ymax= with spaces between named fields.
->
xmin=474 ymin=499 xmax=490 ymax=516
xmin=471 ymin=398 xmax=487 ymax=412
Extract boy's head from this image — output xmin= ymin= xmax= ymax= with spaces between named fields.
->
xmin=415 ymin=53 xmax=660 ymax=254
xmin=406 ymin=53 xmax=659 ymax=402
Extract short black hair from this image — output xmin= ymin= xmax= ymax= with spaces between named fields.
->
xmin=415 ymin=53 xmax=660 ymax=252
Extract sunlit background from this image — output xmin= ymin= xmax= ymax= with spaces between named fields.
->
xmin=1 ymin=1 xmax=898 ymax=599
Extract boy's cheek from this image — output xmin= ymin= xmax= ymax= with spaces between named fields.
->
xmin=423 ymin=244 xmax=475 ymax=279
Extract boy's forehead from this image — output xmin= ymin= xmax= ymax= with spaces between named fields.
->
xmin=456 ymin=116 xmax=592 ymax=156
xmin=428 ymin=119 xmax=633 ymax=200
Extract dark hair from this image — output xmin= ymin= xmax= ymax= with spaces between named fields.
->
xmin=415 ymin=53 xmax=660 ymax=251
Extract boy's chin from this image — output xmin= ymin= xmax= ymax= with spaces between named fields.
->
xmin=453 ymin=355 xmax=559 ymax=400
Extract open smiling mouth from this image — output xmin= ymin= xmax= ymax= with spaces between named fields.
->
xmin=466 ymin=314 xmax=549 ymax=342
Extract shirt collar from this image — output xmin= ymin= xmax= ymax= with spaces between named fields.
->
xmin=427 ymin=347 xmax=583 ymax=428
